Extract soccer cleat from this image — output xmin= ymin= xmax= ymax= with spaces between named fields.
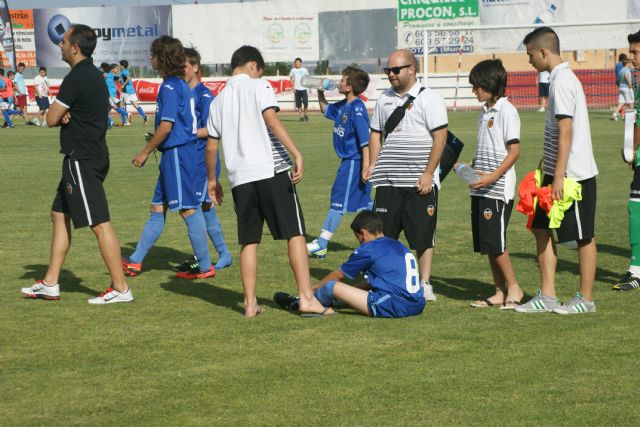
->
xmin=273 ymin=292 xmax=300 ymax=311
xmin=304 ymin=115 xmax=309 ymax=122
xmin=514 ymin=290 xmax=560 ymax=313
xmin=20 ymin=280 xmax=60 ymax=300
xmin=299 ymin=117 xmax=304 ymax=122
xmin=121 ymin=258 xmax=142 ymax=277
xmin=123 ymin=122 xmax=131 ymax=127
xmin=612 ymin=271 xmax=640 ymax=291
xmin=552 ymin=292 xmax=596 ymax=314
xmin=306 ymin=239 xmax=327 ymax=258
xmin=88 ymin=287 xmax=134 ymax=304
xmin=174 ymin=255 xmax=199 ymax=272
xmin=423 ymin=282 xmax=437 ymax=302
xmin=175 ymin=265 xmax=215 ymax=279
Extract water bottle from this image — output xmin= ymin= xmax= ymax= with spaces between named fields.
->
xmin=301 ymin=76 xmax=339 ymax=91
xmin=454 ymin=162 xmax=480 ymax=184
xmin=534 ymin=3 xmax=557 ymax=24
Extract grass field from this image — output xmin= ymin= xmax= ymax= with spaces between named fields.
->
xmin=2 ymin=111 xmax=639 ymax=425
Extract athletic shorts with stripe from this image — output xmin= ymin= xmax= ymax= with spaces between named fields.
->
xmin=531 ymin=174 xmax=596 ymax=243
xmin=471 ymin=196 xmax=513 ymax=255
xmin=330 ymin=158 xmax=372 ymax=213
xmin=232 ymin=170 xmax=305 ymax=244
xmin=51 ymin=155 xmax=110 ymax=229
xmin=373 ymin=186 xmax=438 ymax=251
xmin=152 ymin=143 xmax=201 ymax=211
xmin=367 ymin=290 xmax=426 ymax=318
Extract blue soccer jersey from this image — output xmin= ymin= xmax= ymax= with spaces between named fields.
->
xmin=105 ymin=72 xmax=118 ymax=98
xmin=193 ymin=82 xmax=214 ymax=147
xmin=340 ymin=237 xmax=423 ymax=301
xmin=324 ymin=97 xmax=370 ymax=160
xmin=121 ymin=68 xmax=135 ymax=94
xmin=156 ymin=76 xmax=197 ymax=151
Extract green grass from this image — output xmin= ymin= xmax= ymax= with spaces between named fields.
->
xmin=1 ymin=112 xmax=639 ymax=425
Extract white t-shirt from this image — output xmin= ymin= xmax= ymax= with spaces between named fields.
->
xmin=470 ymin=97 xmax=519 ymax=202
xmin=289 ymin=67 xmax=309 ymax=91
xmin=34 ymin=74 xmax=50 ymax=97
xmin=538 ymin=71 xmax=550 ymax=84
xmin=370 ymin=82 xmax=448 ymax=189
xmin=207 ymin=73 xmax=290 ymax=188
xmin=543 ymin=62 xmax=598 ymax=181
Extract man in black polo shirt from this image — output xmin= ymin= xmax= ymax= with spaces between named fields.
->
xmin=20 ymin=24 xmax=133 ymax=304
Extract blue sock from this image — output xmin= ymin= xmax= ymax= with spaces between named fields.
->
xmin=107 ymin=116 xmax=113 ymax=128
xmin=314 ymin=280 xmax=337 ymax=307
xmin=136 ymin=106 xmax=147 ymax=120
xmin=203 ymin=207 xmax=232 ymax=269
xmin=129 ymin=211 xmax=165 ymax=264
xmin=2 ymin=111 xmax=14 ymax=126
xmin=317 ymin=210 xmax=343 ymax=248
xmin=6 ymin=109 xmax=21 ymax=115
xmin=116 ymin=107 xmax=128 ymax=123
xmin=184 ymin=210 xmax=212 ymax=272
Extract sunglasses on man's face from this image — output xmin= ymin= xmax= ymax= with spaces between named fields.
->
xmin=384 ymin=64 xmax=411 ymax=75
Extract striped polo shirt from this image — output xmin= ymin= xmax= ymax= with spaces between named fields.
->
xmin=369 ymin=82 xmax=448 ymax=188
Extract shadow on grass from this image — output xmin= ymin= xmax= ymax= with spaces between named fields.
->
xmin=160 ymin=279 xmax=278 ymax=315
xmin=20 ymin=264 xmax=96 ymax=296
xmin=510 ymin=251 xmax=620 ymax=284
xmin=310 ymin=267 xmax=334 ymax=281
xmin=122 ymin=243 xmax=193 ymax=273
xmin=597 ymin=243 xmax=629 ymax=259
xmin=430 ymin=276 xmax=491 ymax=301
xmin=303 ymin=233 xmax=354 ymax=253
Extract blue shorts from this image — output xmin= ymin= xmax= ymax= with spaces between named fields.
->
xmin=330 ymin=159 xmax=372 ymax=213
xmin=367 ymin=291 xmax=425 ymax=318
xmin=152 ymin=143 xmax=201 ymax=211
xmin=194 ymin=141 xmax=221 ymax=204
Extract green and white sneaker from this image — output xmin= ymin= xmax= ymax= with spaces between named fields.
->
xmin=514 ymin=290 xmax=560 ymax=313
xmin=612 ymin=271 xmax=640 ymax=291
xmin=552 ymin=292 xmax=596 ymax=315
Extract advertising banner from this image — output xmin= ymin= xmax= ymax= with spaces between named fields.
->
xmin=33 ymin=6 xmax=171 ymax=68
xmin=0 ymin=0 xmax=15 ymax=68
xmin=261 ymin=15 xmax=318 ymax=61
xmin=10 ymin=9 xmax=35 ymax=67
xmin=397 ymin=0 xmax=479 ymax=55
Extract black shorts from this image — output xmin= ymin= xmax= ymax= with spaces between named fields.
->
xmin=294 ymin=90 xmax=308 ymax=109
xmin=36 ymin=96 xmax=49 ymax=110
xmin=531 ymin=175 xmax=596 ymax=243
xmin=52 ymin=156 xmax=111 ymax=229
xmin=630 ymin=166 xmax=640 ymax=200
xmin=538 ymin=82 xmax=550 ymax=97
xmin=231 ymin=170 xmax=305 ymax=244
xmin=373 ymin=186 xmax=438 ymax=251
xmin=471 ymin=197 xmax=513 ymax=255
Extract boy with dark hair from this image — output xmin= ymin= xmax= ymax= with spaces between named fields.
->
xmin=119 ymin=59 xmax=148 ymax=125
xmin=174 ymin=47 xmax=232 ymax=273
xmin=33 ymin=66 xmax=50 ymax=126
xmin=107 ymin=63 xmax=129 ymax=126
xmin=20 ymin=24 xmax=133 ymax=304
xmin=275 ymin=210 xmax=426 ymax=318
xmin=124 ymin=35 xmax=214 ymax=280
xmin=613 ymin=30 xmax=640 ymax=291
xmin=13 ymin=63 xmax=32 ymax=124
xmin=289 ymin=57 xmax=309 ymax=122
xmin=307 ymin=66 xmax=372 ymax=258
xmin=206 ymin=45 xmax=329 ymax=317
xmin=466 ymin=59 xmax=525 ymax=309
xmin=516 ymin=27 xmax=598 ymax=314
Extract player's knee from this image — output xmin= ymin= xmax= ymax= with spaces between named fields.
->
xmin=179 ymin=208 xmax=197 ymax=218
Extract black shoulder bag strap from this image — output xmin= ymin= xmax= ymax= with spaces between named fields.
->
xmin=383 ymin=87 xmax=425 ymax=140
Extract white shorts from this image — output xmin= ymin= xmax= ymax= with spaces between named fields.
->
xmin=109 ymin=97 xmax=121 ymax=107
xmin=121 ymin=92 xmax=139 ymax=103
xmin=619 ymin=87 xmax=634 ymax=104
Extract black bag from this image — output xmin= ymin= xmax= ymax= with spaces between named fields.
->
xmin=383 ymin=87 xmax=464 ymax=183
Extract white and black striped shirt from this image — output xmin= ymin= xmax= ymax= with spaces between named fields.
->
xmin=470 ymin=97 xmax=519 ymax=202
xmin=544 ymin=62 xmax=598 ymax=180
xmin=370 ymin=83 xmax=448 ymax=188
xmin=268 ymin=127 xmax=293 ymax=174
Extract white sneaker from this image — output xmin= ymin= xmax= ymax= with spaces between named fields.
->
xmin=88 ymin=287 xmax=134 ymax=304
xmin=42 ymin=121 xmax=48 ymax=127
xmin=423 ymin=281 xmax=437 ymax=301
xmin=21 ymin=280 xmax=60 ymax=300
xmin=538 ymin=107 xmax=545 ymax=112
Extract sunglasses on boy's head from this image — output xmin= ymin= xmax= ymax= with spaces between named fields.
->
xmin=384 ymin=64 xmax=411 ymax=75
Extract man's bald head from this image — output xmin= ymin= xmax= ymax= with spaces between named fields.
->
xmin=523 ymin=27 xmax=560 ymax=55
xmin=388 ymin=49 xmax=417 ymax=68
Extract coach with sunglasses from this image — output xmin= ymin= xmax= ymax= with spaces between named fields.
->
xmin=363 ymin=49 xmax=448 ymax=303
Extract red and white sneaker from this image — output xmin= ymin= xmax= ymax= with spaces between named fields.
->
xmin=88 ymin=287 xmax=134 ymax=305
xmin=121 ymin=258 xmax=142 ymax=277
xmin=20 ymin=280 xmax=60 ymax=300
xmin=175 ymin=265 xmax=215 ymax=279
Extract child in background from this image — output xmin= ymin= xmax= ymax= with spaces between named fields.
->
xmin=467 ymin=59 xmax=525 ymax=309
xmin=307 ymin=66 xmax=372 ymax=258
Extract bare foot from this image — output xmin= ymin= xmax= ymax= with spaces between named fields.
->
xmin=244 ymin=304 xmax=264 ymax=318
xmin=505 ymin=289 xmax=525 ymax=304
xmin=298 ymin=296 xmax=334 ymax=315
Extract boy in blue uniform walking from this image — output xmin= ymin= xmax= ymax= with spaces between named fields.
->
xmin=307 ymin=66 xmax=372 ymax=258
xmin=119 ymin=59 xmax=148 ymax=126
xmin=277 ymin=210 xmax=426 ymax=318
